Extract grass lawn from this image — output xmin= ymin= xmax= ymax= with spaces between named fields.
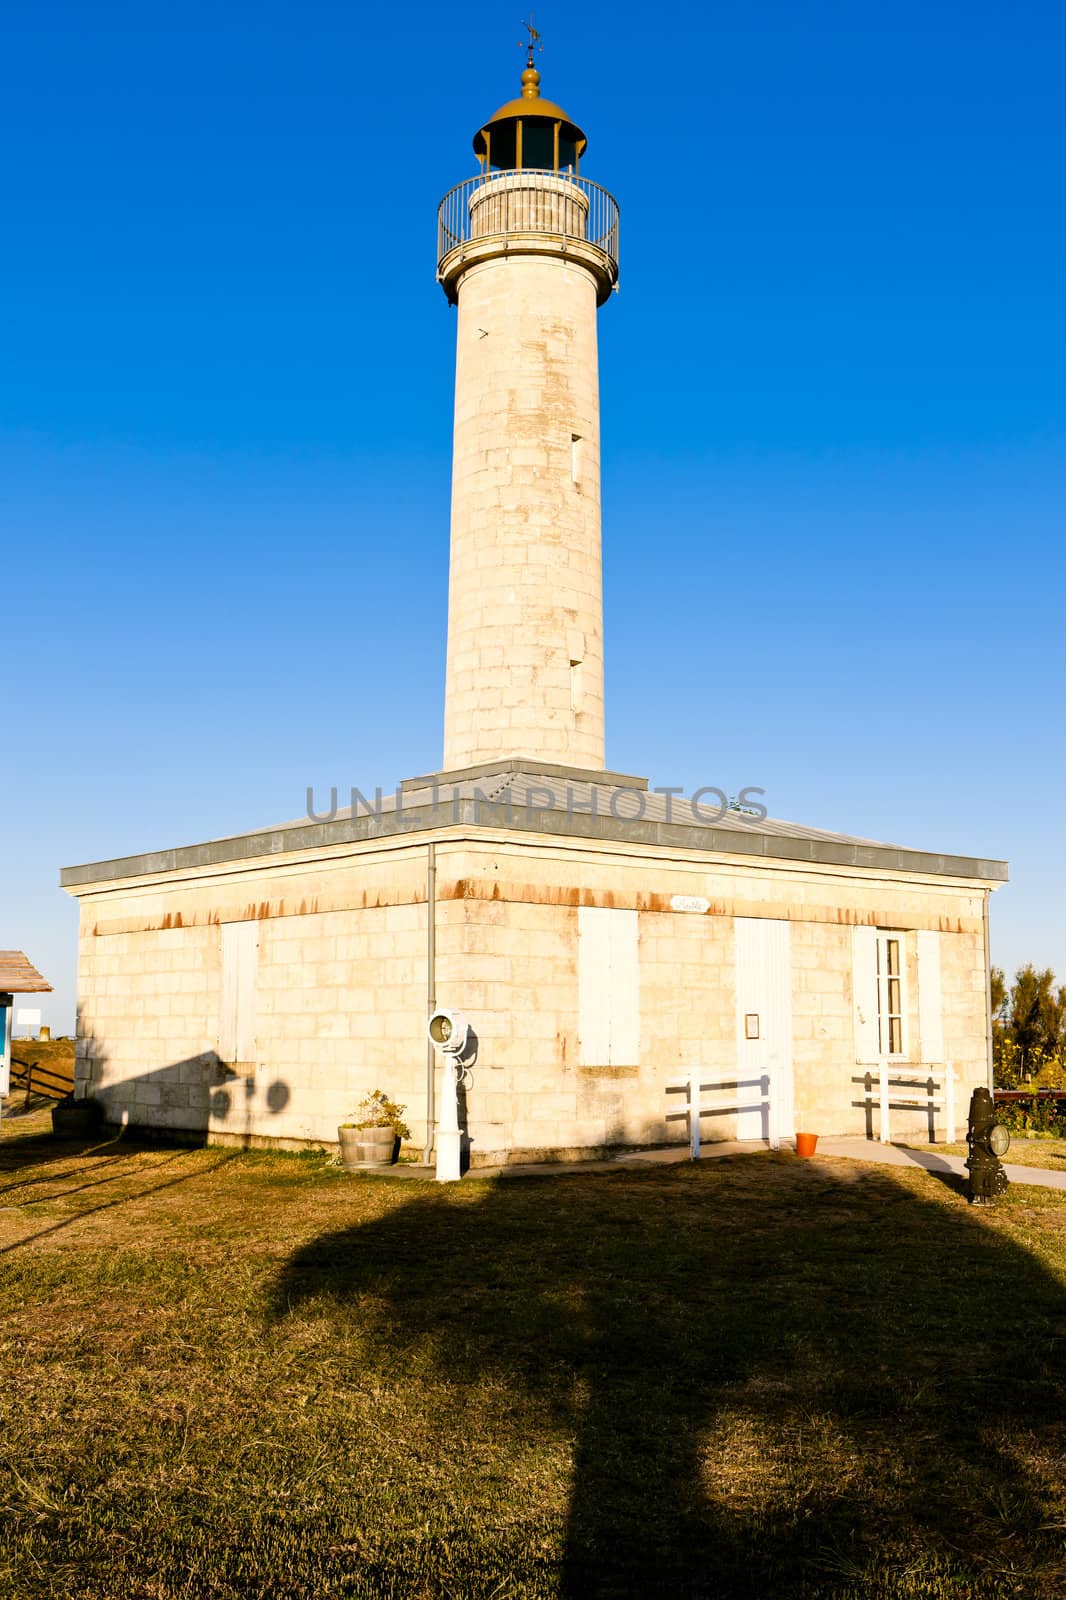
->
xmin=1 ymin=1109 xmax=1065 ymax=1599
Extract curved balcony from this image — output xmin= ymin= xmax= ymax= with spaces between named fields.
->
xmin=437 ymin=170 xmax=619 ymax=307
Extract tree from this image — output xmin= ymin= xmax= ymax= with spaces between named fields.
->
xmin=991 ymin=965 xmax=1066 ymax=1084
xmin=1008 ymin=964 xmax=1065 ymax=1072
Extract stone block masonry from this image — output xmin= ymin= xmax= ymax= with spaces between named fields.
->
xmin=443 ymin=255 xmax=605 ymax=771
xmin=66 ymin=827 xmax=998 ymax=1162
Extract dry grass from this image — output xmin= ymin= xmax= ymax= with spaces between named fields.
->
xmin=0 ymin=1108 xmax=1064 ymax=1598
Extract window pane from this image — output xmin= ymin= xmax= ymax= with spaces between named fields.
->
xmin=889 ymin=1017 xmax=902 ymax=1054
xmin=522 ymin=121 xmax=555 ymax=170
xmin=888 ymin=977 xmax=901 ymax=1015
xmin=887 ymin=939 xmax=900 ymax=977
xmin=489 ymin=123 xmax=518 ymax=170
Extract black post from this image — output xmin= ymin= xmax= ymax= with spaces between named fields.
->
xmin=965 ymin=1086 xmax=1009 ymax=1204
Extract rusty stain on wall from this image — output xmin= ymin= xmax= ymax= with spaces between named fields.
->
xmin=82 ymin=869 xmax=978 ymax=941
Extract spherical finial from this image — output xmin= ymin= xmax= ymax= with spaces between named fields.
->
xmin=521 ymin=66 xmax=541 ymax=100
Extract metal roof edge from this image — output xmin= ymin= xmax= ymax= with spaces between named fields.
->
xmin=59 ymin=800 xmax=1009 ymax=890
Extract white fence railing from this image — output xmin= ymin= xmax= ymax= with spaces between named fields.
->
xmin=666 ymin=1069 xmax=780 ymax=1160
xmin=852 ymin=1063 xmax=956 ymax=1145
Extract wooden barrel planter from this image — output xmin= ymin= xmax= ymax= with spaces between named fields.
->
xmin=338 ymin=1125 xmax=398 ymax=1170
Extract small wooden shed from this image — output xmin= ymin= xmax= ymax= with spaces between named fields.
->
xmin=0 ymin=952 xmax=53 ymax=1094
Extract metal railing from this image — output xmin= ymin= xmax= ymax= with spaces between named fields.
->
xmin=437 ymin=169 xmax=619 ymax=276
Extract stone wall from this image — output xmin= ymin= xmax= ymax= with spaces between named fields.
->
xmin=431 ymin=840 xmax=990 ymax=1158
xmin=73 ymin=842 xmax=433 ymax=1149
xmin=69 ymin=830 xmax=994 ymax=1160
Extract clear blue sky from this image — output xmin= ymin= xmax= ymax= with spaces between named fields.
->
xmin=3 ymin=1 xmax=1063 ymax=1033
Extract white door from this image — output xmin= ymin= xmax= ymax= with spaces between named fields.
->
xmin=734 ymin=918 xmax=794 ymax=1141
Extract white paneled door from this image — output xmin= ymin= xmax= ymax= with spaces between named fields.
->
xmin=734 ymin=918 xmax=795 ymax=1142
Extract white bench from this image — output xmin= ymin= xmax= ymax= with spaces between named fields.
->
xmin=852 ymin=1063 xmax=956 ymax=1145
xmin=666 ymin=1068 xmax=780 ymax=1159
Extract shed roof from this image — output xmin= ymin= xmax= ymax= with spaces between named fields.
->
xmin=58 ymin=760 xmax=1009 ymax=889
xmin=0 ymin=952 xmax=53 ymax=993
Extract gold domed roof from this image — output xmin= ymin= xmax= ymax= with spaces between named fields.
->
xmin=486 ymin=92 xmax=574 ymax=124
xmin=473 ymin=67 xmax=587 ymax=171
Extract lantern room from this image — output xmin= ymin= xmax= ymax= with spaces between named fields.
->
xmin=473 ymin=67 xmax=587 ymax=173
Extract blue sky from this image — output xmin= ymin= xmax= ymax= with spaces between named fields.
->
xmin=2 ymin=1 xmax=1063 ymax=1033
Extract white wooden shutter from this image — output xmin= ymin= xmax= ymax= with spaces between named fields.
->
xmin=220 ymin=921 xmax=259 ymax=1063
xmin=608 ymin=909 xmax=640 ymax=1066
xmin=852 ymin=925 xmax=880 ymax=1063
xmin=578 ymin=907 xmax=639 ymax=1067
xmin=917 ymin=929 xmax=944 ymax=1063
xmin=578 ymin=907 xmax=612 ymax=1066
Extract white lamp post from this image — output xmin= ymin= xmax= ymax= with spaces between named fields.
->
xmin=427 ymin=1009 xmax=469 ymax=1183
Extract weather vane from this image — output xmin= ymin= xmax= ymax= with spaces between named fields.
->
xmin=519 ymin=16 xmax=543 ymax=68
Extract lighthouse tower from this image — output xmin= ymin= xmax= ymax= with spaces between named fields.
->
xmin=436 ymin=49 xmax=619 ymax=773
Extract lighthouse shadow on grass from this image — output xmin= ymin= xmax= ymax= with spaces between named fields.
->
xmin=270 ymin=1156 xmax=1066 ymax=1599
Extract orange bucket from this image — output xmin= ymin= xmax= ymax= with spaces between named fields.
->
xmin=795 ymin=1132 xmax=818 ymax=1158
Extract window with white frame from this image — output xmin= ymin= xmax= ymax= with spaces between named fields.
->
xmin=875 ymin=932 xmax=906 ymax=1058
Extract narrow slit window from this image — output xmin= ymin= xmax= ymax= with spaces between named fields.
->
xmin=571 ymin=433 xmax=583 ymax=487
xmin=567 ymin=630 xmax=585 ymax=714
xmin=570 ymin=659 xmax=583 ymax=713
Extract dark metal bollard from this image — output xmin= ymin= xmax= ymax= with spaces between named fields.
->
xmin=965 ymin=1086 xmax=1010 ymax=1204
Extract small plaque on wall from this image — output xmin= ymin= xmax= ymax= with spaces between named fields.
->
xmin=670 ymin=895 xmax=709 ymax=914
xmin=745 ymin=1013 xmax=760 ymax=1040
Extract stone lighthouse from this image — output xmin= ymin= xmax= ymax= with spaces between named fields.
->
xmin=62 ymin=47 xmax=1005 ymax=1168
xmin=436 ymin=52 xmax=619 ymax=772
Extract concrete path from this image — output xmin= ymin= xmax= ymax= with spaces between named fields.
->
xmin=814 ymin=1136 xmax=1066 ymax=1192
xmin=372 ymin=1137 xmax=1066 ymax=1191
